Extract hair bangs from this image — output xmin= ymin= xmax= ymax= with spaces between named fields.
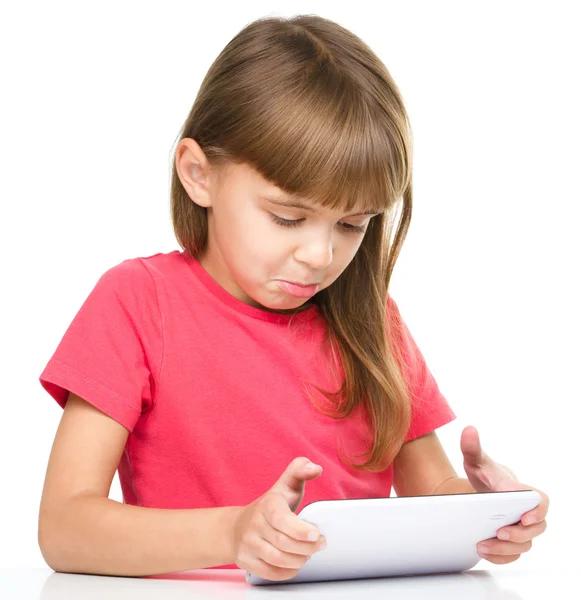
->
xmin=239 ymin=70 xmax=406 ymax=216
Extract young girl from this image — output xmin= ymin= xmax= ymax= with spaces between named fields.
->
xmin=37 ymin=14 xmax=549 ymax=582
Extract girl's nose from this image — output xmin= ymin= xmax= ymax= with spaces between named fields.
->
xmin=294 ymin=237 xmax=333 ymax=270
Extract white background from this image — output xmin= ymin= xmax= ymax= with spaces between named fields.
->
xmin=1 ymin=0 xmax=579 ymax=575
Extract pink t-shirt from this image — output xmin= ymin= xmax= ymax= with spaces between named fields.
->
xmin=39 ymin=250 xmax=456 ymax=569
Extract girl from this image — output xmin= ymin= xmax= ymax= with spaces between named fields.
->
xmin=37 ymin=14 xmax=549 ymax=582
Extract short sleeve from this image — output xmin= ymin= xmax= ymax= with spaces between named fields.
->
xmin=39 ymin=258 xmax=163 ymax=432
xmin=386 ymin=295 xmax=456 ymax=443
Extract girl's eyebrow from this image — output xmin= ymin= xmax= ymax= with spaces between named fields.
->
xmin=260 ymin=195 xmax=380 ymax=217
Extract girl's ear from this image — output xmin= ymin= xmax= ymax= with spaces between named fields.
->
xmin=175 ymin=137 xmax=213 ymax=209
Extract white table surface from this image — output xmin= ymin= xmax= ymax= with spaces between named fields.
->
xmin=0 ymin=565 xmax=567 ymax=599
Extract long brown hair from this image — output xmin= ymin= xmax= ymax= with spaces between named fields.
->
xmin=170 ymin=14 xmax=415 ymax=472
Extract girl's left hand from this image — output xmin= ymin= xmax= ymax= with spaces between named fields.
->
xmin=460 ymin=425 xmax=549 ymax=564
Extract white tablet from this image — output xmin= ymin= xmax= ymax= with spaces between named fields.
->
xmin=245 ymin=489 xmax=541 ymax=585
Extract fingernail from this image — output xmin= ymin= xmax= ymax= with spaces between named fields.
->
xmin=497 ymin=530 xmax=510 ymax=540
xmin=478 ymin=544 xmax=489 ymax=553
xmin=306 ymin=462 xmax=319 ymax=472
xmin=307 ymin=531 xmax=320 ymax=542
xmin=319 ymin=539 xmax=327 ymax=551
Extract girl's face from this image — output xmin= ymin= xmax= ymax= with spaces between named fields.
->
xmin=176 ymin=138 xmax=380 ymax=313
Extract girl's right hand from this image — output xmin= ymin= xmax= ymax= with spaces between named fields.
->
xmin=232 ymin=457 xmax=327 ymax=582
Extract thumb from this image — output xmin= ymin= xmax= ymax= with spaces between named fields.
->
xmin=271 ymin=457 xmax=323 ymax=507
xmin=461 ymin=425 xmax=487 ymax=468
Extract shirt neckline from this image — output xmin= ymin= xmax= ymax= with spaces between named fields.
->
xmin=180 ymin=251 xmax=320 ymax=324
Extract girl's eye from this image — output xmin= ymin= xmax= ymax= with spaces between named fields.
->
xmin=269 ymin=213 xmax=367 ymax=234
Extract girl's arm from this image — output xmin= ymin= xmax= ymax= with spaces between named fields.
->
xmin=393 ymin=431 xmax=459 ymax=497
xmin=38 ymin=392 xmax=243 ymax=576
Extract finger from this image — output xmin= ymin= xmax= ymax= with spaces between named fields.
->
xmin=256 ymin=536 xmax=311 ymax=570
xmin=261 ymin=518 xmax=326 ymax=558
xmin=263 ymin=493 xmax=322 ymax=543
xmin=479 ymin=552 xmax=521 ymax=565
xmin=497 ymin=519 xmax=547 ymax=542
xmin=461 ymin=426 xmax=485 ymax=467
xmin=250 ymin=556 xmax=301 ymax=582
xmin=478 ymin=539 xmax=532 ymax=556
xmin=280 ymin=458 xmax=322 ymax=496
xmin=520 ymin=489 xmax=550 ymax=525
